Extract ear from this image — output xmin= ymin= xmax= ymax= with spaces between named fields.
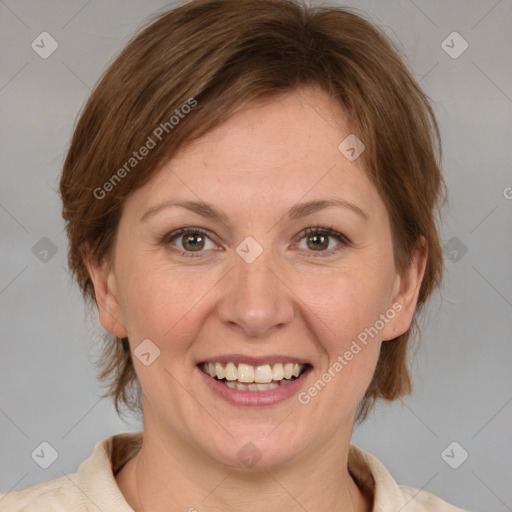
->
xmin=83 ymin=249 xmax=128 ymax=339
xmin=382 ymin=237 xmax=428 ymax=341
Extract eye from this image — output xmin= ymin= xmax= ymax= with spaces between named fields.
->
xmin=163 ymin=227 xmax=217 ymax=256
xmin=162 ymin=225 xmax=350 ymax=258
xmin=296 ymin=225 xmax=350 ymax=254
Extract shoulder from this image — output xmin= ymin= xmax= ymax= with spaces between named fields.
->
xmin=0 ymin=472 xmax=86 ymax=512
xmin=0 ymin=432 xmax=142 ymax=512
xmin=398 ymin=484 xmax=469 ymax=511
xmin=349 ymin=444 xmax=469 ymax=511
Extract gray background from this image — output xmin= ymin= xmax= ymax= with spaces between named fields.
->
xmin=1 ymin=0 xmax=511 ymax=510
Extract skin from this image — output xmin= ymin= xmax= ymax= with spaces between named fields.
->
xmin=86 ymin=86 xmax=426 ymax=512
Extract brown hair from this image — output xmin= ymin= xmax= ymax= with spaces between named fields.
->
xmin=60 ymin=0 xmax=445 ymax=423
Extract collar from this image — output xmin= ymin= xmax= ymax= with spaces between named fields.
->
xmin=75 ymin=432 xmax=429 ymax=511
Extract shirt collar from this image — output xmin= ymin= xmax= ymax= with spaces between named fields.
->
xmin=77 ymin=432 xmax=410 ymax=511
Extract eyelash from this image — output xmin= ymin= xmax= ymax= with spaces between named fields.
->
xmin=161 ymin=225 xmax=350 ymax=258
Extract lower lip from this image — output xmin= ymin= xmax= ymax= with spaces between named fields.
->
xmin=197 ymin=366 xmax=312 ymax=406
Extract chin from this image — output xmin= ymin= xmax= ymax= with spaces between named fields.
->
xmin=201 ymin=425 xmax=309 ymax=471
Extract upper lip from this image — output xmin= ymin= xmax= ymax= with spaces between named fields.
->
xmin=199 ymin=354 xmax=312 ymax=366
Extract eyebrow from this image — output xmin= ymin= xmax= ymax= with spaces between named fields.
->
xmin=288 ymin=199 xmax=368 ymax=221
xmin=140 ymin=198 xmax=368 ymax=224
xmin=141 ymin=200 xmax=231 ymax=225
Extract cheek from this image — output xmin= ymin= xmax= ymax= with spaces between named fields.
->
xmin=116 ymin=256 xmax=220 ymax=349
xmin=299 ymin=265 xmax=393 ymax=341
xmin=295 ymin=267 xmax=391 ymax=394
xmin=294 ymin=277 xmax=385 ymax=418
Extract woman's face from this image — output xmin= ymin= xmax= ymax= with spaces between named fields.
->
xmin=89 ymin=86 xmax=424 ymax=469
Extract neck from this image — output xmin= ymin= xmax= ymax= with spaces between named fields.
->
xmin=116 ymin=426 xmax=371 ymax=512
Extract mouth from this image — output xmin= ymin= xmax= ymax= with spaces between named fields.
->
xmin=198 ymin=361 xmax=312 ymax=392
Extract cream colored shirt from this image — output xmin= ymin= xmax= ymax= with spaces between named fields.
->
xmin=1 ymin=432 xmax=468 ymax=511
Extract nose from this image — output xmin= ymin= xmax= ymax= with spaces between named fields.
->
xmin=216 ymin=248 xmax=295 ymax=338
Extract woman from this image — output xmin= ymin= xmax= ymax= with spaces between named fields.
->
xmin=1 ymin=0 xmax=467 ymax=510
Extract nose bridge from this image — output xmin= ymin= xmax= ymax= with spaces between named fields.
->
xmin=217 ymin=245 xmax=294 ymax=337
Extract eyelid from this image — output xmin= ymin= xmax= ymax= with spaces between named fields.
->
xmin=293 ymin=225 xmax=351 ymax=254
xmin=162 ymin=225 xmax=351 ymax=257
xmin=300 ymin=225 xmax=351 ymax=244
xmin=162 ymin=227 xmax=220 ymax=257
xmin=162 ymin=226 xmax=211 ymax=244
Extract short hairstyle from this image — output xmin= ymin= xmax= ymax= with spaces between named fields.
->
xmin=60 ymin=0 xmax=445 ymax=423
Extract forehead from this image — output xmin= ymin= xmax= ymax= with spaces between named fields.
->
xmin=124 ymin=87 xmax=384 ymax=222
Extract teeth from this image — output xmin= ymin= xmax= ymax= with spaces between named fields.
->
xmin=237 ymin=363 xmax=254 ymax=383
xmin=202 ymin=361 xmax=306 ymax=383
xmin=254 ymin=365 xmax=272 ymax=383
xmin=272 ymin=363 xmax=284 ymax=380
xmin=215 ymin=362 xmax=225 ymax=380
xmin=292 ymin=363 xmax=301 ymax=377
xmin=224 ymin=362 xmax=237 ymax=381
xmin=224 ymin=381 xmax=281 ymax=391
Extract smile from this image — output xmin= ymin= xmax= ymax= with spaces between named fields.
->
xmin=199 ymin=362 xmax=310 ymax=392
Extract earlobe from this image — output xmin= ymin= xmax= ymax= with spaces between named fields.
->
xmin=83 ymin=252 xmax=128 ymax=338
xmin=382 ymin=239 xmax=428 ymax=341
